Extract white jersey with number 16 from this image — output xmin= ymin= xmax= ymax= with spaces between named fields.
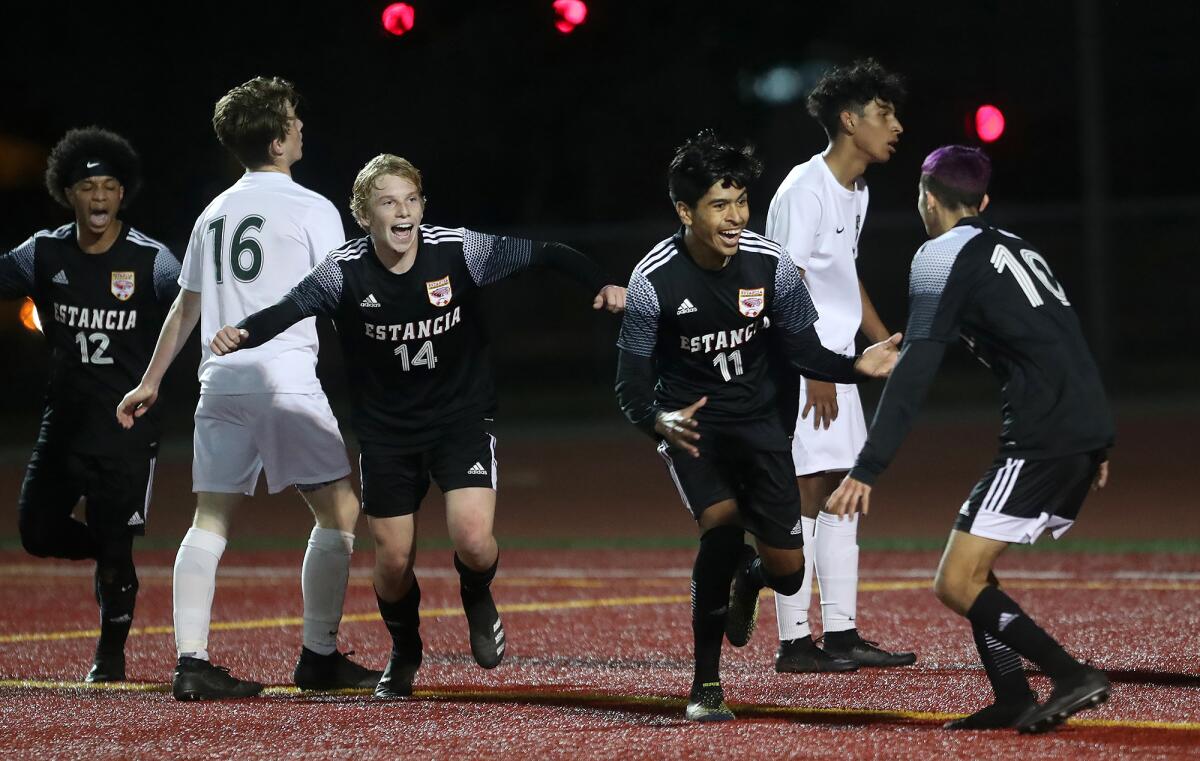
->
xmin=179 ymin=171 xmax=346 ymax=394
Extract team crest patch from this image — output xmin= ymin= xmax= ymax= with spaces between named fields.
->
xmin=738 ymin=287 xmax=765 ymax=318
xmin=111 ymin=271 xmax=135 ymax=301
xmin=426 ymin=276 xmax=452 ymax=307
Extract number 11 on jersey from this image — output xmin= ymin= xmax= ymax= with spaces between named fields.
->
xmin=713 ymin=349 xmax=744 ymax=382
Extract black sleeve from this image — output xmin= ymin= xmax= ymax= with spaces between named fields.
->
xmin=462 ymin=229 xmax=608 ymax=292
xmin=0 ymin=237 xmax=36 ymax=299
xmin=236 ymin=255 xmax=342 ymax=349
xmin=616 ymin=349 xmax=659 ymax=438
xmin=849 ymin=340 xmax=946 ymax=485
xmin=777 ymin=324 xmax=861 ymax=384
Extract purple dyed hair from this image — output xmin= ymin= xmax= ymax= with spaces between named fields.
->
xmin=921 ymin=145 xmax=991 ymax=195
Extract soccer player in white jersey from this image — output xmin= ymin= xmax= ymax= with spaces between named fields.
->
xmin=116 ymin=77 xmax=379 ymax=699
xmin=765 ymin=59 xmax=915 ymax=671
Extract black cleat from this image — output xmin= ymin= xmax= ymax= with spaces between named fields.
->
xmin=172 ymin=656 xmax=264 ymax=701
xmin=84 ymin=652 xmax=126 ymax=683
xmin=725 ymin=545 xmax=761 ymax=648
xmin=293 ymin=647 xmax=383 ymax=691
xmin=685 ymin=682 xmax=735 ymax=722
xmin=462 ymin=586 xmax=505 ymax=669
xmin=1017 ymin=666 xmax=1110 ymax=734
xmin=944 ymin=693 xmax=1038 ymax=730
xmin=821 ymin=632 xmax=917 ymax=668
xmin=775 ymin=636 xmax=858 ymax=673
xmin=374 ymin=648 xmax=422 ymax=699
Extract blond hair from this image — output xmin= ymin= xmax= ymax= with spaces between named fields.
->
xmin=350 ymin=154 xmax=424 ymax=229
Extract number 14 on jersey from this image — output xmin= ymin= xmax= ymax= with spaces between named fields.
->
xmin=393 ymin=340 xmax=438 ymax=371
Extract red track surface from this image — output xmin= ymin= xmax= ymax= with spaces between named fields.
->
xmin=2 ymin=548 xmax=1198 ymax=759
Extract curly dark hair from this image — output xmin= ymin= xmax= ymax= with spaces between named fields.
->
xmin=668 ymin=129 xmax=764 ymax=208
xmin=44 ymin=127 xmax=142 ymax=208
xmin=212 ymin=76 xmax=299 ymax=168
xmin=806 ymin=58 xmax=906 ymax=139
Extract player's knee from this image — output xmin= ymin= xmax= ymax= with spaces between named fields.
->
xmin=375 ymin=545 xmax=414 ymax=580
xmin=17 ymin=516 xmax=55 ymax=558
xmin=932 ymin=570 xmax=965 ymax=612
xmin=452 ymin=531 xmax=495 ymax=567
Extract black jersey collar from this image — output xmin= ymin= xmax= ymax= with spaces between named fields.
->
xmin=673 ymin=226 xmax=739 ymax=276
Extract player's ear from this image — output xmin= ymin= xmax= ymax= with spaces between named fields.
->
xmin=979 ymin=194 xmax=990 ymax=213
xmin=268 ymin=137 xmax=285 ymax=159
xmin=674 ymin=200 xmax=693 ymax=227
xmin=839 ymin=109 xmax=856 ymax=135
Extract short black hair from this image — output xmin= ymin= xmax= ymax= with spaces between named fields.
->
xmin=668 ymin=129 xmax=763 ymax=208
xmin=807 ymin=58 xmax=906 ymax=139
xmin=45 ymin=127 xmax=142 ymax=208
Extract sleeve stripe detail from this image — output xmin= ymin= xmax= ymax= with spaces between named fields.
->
xmin=329 ymin=237 xmax=370 ymax=260
xmin=739 ymin=241 xmax=782 ymax=258
xmin=634 ymin=237 xmax=678 ymax=276
xmin=739 ymin=230 xmax=786 ymax=255
xmin=127 ymin=229 xmax=170 ymax=253
xmin=36 ymin=225 xmax=73 ymax=241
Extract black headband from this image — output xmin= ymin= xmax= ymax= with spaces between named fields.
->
xmin=66 ymin=158 xmax=121 ymax=187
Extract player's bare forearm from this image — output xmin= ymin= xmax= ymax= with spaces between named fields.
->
xmin=859 ymin=279 xmax=891 ymax=344
xmin=141 ymin=288 xmax=201 ymax=389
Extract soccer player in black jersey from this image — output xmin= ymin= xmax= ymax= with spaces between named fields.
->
xmin=828 ymin=146 xmax=1115 ymax=733
xmin=615 ymin=130 xmax=901 ymax=721
xmin=209 ymin=153 xmax=625 ymax=697
xmin=0 ymin=128 xmax=180 ymax=682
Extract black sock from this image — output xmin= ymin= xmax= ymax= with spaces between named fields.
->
xmin=822 ymin=629 xmax=860 ymax=649
xmin=376 ymin=579 xmax=422 ymax=662
xmin=972 ymin=621 xmax=1033 ymax=703
xmin=454 ymin=552 xmax=498 ymax=594
xmin=691 ymin=525 xmax=744 ymax=688
xmin=94 ymin=537 xmax=137 ymax=656
xmin=966 ymin=585 xmax=1082 ymax=679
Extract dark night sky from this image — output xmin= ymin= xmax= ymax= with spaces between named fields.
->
xmin=1 ymin=1 xmax=1197 ymax=407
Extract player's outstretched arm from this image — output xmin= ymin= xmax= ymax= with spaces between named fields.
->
xmin=210 ymin=326 xmax=250 ymax=356
xmin=854 ymin=333 xmax=903 ymax=378
xmin=116 ymin=288 xmax=201 ymax=429
xmin=466 ymin=232 xmax=624 ymax=311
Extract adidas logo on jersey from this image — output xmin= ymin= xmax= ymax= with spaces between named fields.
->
xmin=676 ymin=298 xmax=698 ymax=315
xmin=127 ymin=513 xmax=145 ymax=527
xmin=52 ymin=270 xmax=69 ymax=285
xmin=360 ymin=294 xmax=382 ymax=308
xmin=467 ymin=462 xmax=488 ymax=476
xmin=790 ymin=519 xmax=804 ymax=536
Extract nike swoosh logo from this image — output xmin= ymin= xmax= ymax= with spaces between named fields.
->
xmin=836 ymin=226 xmax=845 ymax=233
xmin=86 ymin=161 xmax=100 ymax=168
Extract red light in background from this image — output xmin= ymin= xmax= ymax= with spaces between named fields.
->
xmin=552 ymin=0 xmax=587 ymax=34
xmin=19 ymin=297 xmax=42 ymax=333
xmin=975 ymin=105 xmax=1006 ymax=143
xmin=382 ymin=3 xmax=415 ymax=37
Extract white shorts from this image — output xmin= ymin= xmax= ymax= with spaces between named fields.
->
xmin=192 ymin=393 xmax=351 ymax=495
xmin=791 ymin=379 xmax=867 ymax=476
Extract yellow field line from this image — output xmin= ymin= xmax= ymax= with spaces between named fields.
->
xmin=0 ymin=679 xmax=1195 ymax=732
xmin=0 ymin=594 xmax=689 ymax=645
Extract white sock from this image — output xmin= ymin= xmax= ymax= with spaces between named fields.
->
xmin=815 ymin=511 xmax=859 ymax=634
xmin=173 ymin=527 xmax=227 ymax=661
xmin=302 ymin=527 xmax=354 ymax=656
xmin=773 ymin=517 xmax=817 ymax=641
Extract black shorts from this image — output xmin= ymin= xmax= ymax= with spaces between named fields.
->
xmin=656 ymin=433 xmax=802 ymax=550
xmin=954 ymin=450 xmax=1104 ymax=544
xmin=359 ymin=421 xmax=497 ymax=518
xmin=18 ymin=438 xmax=158 ymax=539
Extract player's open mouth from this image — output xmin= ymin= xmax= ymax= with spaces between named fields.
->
xmin=88 ymin=209 xmax=111 ymax=227
xmin=718 ymin=228 xmax=741 ymax=246
xmin=390 ymin=222 xmax=414 ymax=236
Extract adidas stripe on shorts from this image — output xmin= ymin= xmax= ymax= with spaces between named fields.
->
xmin=954 ymin=450 xmax=1106 ymax=544
xmin=359 ymin=419 xmax=498 ymax=518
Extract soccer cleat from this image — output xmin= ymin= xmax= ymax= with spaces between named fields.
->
xmin=461 ymin=586 xmax=505 ymax=669
xmin=685 ymin=682 xmax=735 ymax=722
xmin=84 ymin=652 xmax=126 ymax=683
xmin=374 ymin=648 xmax=423 ymax=699
xmin=172 ymin=656 xmax=264 ymax=701
xmin=944 ymin=693 xmax=1038 ymax=730
xmin=820 ymin=632 xmax=917 ymax=667
xmin=775 ymin=636 xmax=858 ymax=673
xmin=1017 ymin=666 xmax=1110 ymax=734
xmin=293 ymin=647 xmax=383 ymax=691
xmin=725 ymin=545 xmax=761 ymax=648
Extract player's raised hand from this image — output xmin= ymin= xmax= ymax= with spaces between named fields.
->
xmin=210 ymin=326 xmax=250 ymax=356
xmin=802 ymin=379 xmax=839 ymax=430
xmin=593 ymin=285 xmax=626 ymax=314
xmin=826 ymin=474 xmax=871 ymax=519
xmin=855 ymin=332 xmax=902 ymax=378
xmin=655 ymin=396 xmax=706 ymax=458
xmin=116 ymin=384 xmax=158 ymax=430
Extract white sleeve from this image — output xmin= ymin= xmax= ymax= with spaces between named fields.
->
xmin=304 ymin=200 xmax=348 ymax=266
xmin=178 ymin=215 xmax=206 ymax=292
xmin=766 ymin=187 xmax=823 ymax=271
